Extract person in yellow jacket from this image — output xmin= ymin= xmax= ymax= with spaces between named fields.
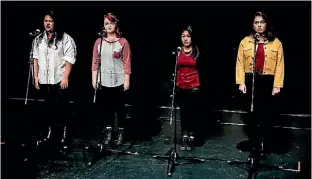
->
xmin=235 ymin=11 xmax=284 ymax=155
xmin=236 ymin=12 xmax=284 ymax=94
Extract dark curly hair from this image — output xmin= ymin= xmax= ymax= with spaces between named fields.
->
xmin=36 ymin=10 xmax=64 ymax=49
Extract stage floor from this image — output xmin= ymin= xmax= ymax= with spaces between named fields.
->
xmin=1 ymin=100 xmax=311 ymax=179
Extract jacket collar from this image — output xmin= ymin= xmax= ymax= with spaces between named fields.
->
xmin=248 ymin=34 xmax=269 ymax=44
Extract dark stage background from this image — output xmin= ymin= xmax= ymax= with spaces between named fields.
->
xmin=2 ymin=1 xmax=311 ymax=115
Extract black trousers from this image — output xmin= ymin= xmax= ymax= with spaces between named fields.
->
xmin=242 ymin=73 xmax=279 ymax=147
xmin=96 ymin=85 xmax=126 ymax=129
xmin=39 ymin=83 xmax=70 ymax=140
xmin=177 ymin=87 xmax=202 ymax=136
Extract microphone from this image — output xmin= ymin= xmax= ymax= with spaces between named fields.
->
xmin=254 ymin=33 xmax=260 ymax=41
xmin=177 ymin=47 xmax=182 ymax=51
xmin=172 ymin=47 xmax=182 ymax=55
xmin=98 ymin=30 xmax=106 ymax=37
xmin=29 ymin=29 xmax=41 ymax=36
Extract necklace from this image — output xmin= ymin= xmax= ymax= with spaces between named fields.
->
xmin=182 ymin=47 xmax=192 ymax=56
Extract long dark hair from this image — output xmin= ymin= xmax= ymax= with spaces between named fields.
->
xmin=36 ymin=10 xmax=64 ymax=49
xmin=181 ymin=25 xmax=200 ymax=60
xmin=251 ymin=11 xmax=275 ymax=42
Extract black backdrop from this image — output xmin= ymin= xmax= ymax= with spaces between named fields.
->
xmin=2 ymin=1 xmax=311 ymax=114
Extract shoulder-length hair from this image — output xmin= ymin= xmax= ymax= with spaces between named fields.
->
xmin=251 ymin=11 xmax=276 ymax=42
xmin=103 ymin=12 xmax=122 ymax=38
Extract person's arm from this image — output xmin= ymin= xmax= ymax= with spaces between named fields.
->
xmin=273 ymin=42 xmax=284 ymax=88
xmin=33 ymin=38 xmax=40 ymax=89
xmin=271 ymin=41 xmax=284 ymax=96
xmin=236 ymin=40 xmax=247 ymax=94
xmin=34 ymin=59 xmax=39 ymax=80
xmin=61 ymin=34 xmax=77 ymax=89
xmin=92 ymin=38 xmax=101 ymax=89
xmin=235 ymin=42 xmax=245 ymax=85
xmin=122 ymin=39 xmax=131 ymax=90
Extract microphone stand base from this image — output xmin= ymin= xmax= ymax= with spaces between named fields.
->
xmin=153 ymin=148 xmax=205 ymax=177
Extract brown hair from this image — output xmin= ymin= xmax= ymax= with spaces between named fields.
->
xmin=103 ymin=12 xmax=122 ymax=38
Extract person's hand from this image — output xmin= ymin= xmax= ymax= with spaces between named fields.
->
xmin=124 ymin=78 xmax=130 ymax=91
xmin=60 ymin=77 xmax=69 ymax=89
xmin=239 ymin=84 xmax=246 ymax=94
xmin=35 ymin=78 xmax=40 ymax=90
xmin=92 ymin=79 xmax=97 ymax=89
xmin=272 ymin=87 xmax=280 ymax=96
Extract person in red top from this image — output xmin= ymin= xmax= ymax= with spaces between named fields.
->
xmin=175 ymin=26 xmax=204 ymax=151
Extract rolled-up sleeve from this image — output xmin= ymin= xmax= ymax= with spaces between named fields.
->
xmin=62 ymin=34 xmax=77 ymax=64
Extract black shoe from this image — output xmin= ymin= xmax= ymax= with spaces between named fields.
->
xmin=237 ymin=140 xmax=252 ymax=152
xmin=116 ymin=128 xmax=124 ymax=146
xmin=180 ymin=133 xmax=188 ymax=151
xmin=259 ymin=139 xmax=269 ymax=158
xmin=44 ymin=126 xmax=52 ymax=142
xmin=104 ymin=126 xmax=112 ymax=145
xmin=37 ymin=126 xmax=51 ymax=145
xmin=60 ymin=126 xmax=68 ymax=151
xmin=187 ymin=132 xmax=195 ymax=151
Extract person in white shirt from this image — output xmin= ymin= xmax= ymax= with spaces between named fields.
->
xmin=33 ymin=10 xmax=77 ymax=150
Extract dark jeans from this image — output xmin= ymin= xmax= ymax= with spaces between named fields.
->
xmin=39 ymin=83 xmax=71 ymax=141
xmin=177 ymin=87 xmax=202 ymax=136
xmin=96 ymin=85 xmax=126 ymax=129
xmin=242 ymin=73 xmax=280 ymax=148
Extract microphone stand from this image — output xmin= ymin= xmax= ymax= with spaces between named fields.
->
xmin=21 ymin=31 xmax=42 ymax=166
xmin=25 ymin=35 xmax=38 ymax=105
xmin=153 ymin=48 xmax=181 ymax=176
xmin=93 ymin=32 xmax=104 ymax=103
xmin=84 ymin=31 xmax=104 ymax=164
xmin=250 ymin=34 xmax=259 ymax=112
xmin=226 ymin=35 xmax=301 ymax=179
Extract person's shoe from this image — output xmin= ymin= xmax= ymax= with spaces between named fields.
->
xmin=104 ymin=126 xmax=112 ymax=145
xmin=60 ymin=126 xmax=69 ymax=151
xmin=116 ymin=128 xmax=124 ymax=146
xmin=180 ymin=132 xmax=188 ymax=151
xmin=45 ymin=126 xmax=52 ymax=141
xmin=237 ymin=140 xmax=253 ymax=152
xmin=187 ymin=132 xmax=195 ymax=151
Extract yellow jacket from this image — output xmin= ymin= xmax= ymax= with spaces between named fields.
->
xmin=235 ymin=36 xmax=285 ymax=88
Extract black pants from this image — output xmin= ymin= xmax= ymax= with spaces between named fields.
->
xmin=177 ymin=87 xmax=202 ymax=136
xmin=39 ymin=83 xmax=70 ymax=141
xmin=242 ymin=73 xmax=279 ymax=148
xmin=96 ymin=85 xmax=126 ymax=129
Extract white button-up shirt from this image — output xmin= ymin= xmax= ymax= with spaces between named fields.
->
xmin=33 ymin=32 xmax=77 ymax=84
